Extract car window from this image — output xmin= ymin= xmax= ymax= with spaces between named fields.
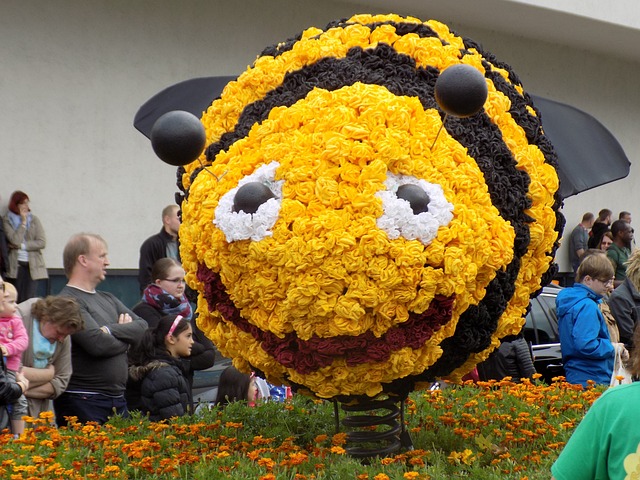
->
xmin=524 ymin=294 xmax=559 ymax=345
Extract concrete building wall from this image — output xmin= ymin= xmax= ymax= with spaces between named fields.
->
xmin=2 ymin=0 xmax=638 ymax=274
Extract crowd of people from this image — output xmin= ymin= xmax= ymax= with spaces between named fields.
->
xmin=551 ymin=209 xmax=640 ymax=479
xmin=0 ymin=198 xmax=282 ymax=437
xmin=2 ymin=195 xmax=639 ymax=476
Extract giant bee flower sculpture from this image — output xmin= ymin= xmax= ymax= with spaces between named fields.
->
xmin=166 ymin=13 xmax=563 ymax=399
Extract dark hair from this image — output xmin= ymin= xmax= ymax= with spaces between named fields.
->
xmin=32 ymin=296 xmax=84 ymax=331
xmin=8 ymin=191 xmax=29 ymax=215
xmin=151 ymin=258 xmax=182 ymax=284
xmin=619 ymin=211 xmax=631 ymax=220
xmin=611 ymin=219 xmax=630 ymax=238
xmin=597 ymin=209 xmax=612 ymax=222
xmin=128 ymin=314 xmax=190 ymax=365
xmin=215 ymin=366 xmax=252 ymax=406
xmin=582 ymin=212 xmax=594 ymax=223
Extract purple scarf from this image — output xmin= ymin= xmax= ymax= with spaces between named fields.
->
xmin=142 ymin=284 xmax=192 ymax=320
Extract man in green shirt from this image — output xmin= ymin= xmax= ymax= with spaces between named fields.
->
xmin=607 ymin=220 xmax=633 ymax=288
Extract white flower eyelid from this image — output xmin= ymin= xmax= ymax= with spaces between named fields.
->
xmin=214 ymin=162 xmax=283 ymax=242
xmin=376 ymin=172 xmax=454 ymax=245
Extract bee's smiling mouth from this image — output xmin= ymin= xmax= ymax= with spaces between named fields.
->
xmin=199 ymin=264 xmax=454 ymax=375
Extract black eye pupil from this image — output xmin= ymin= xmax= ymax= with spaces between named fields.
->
xmin=396 ymin=184 xmax=430 ymax=214
xmin=232 ymin=182 xmax=275 ymax=214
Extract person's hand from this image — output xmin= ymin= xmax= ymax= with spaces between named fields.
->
xmin=617 ymin=343 xmax=630 ymax=362
xmin=0 ymin=344 xmax=7 ymax=356
xmin=18 ymin=203 xmax=29 ymax=222
xmin=118 ymin=313 xmax=132 ymax=324
xmin=15 ymin=371 xmax=29 ymax=393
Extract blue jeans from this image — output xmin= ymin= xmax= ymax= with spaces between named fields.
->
xmin=53 ymin=392 xmax=129 ymax=426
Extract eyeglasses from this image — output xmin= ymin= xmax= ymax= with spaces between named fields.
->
xmin=0 ymin=282 xmax=4 ymax=293
xmin=162 ymin=277 xmax=186 ymax=284
xmin=595 ymin=278 xmax=615 ymax=287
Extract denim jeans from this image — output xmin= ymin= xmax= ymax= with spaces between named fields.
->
xmin=53 ymin=392 xmax=129 ymax=427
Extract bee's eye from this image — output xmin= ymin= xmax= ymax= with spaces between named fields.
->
xmin=376 ymin=173 xmax=454 ymax=245
xmin=396 ymin=184 xmax=430 ymax=214
xmin=233 ymin=182 xmax=276 ymax=214
xmin=214 ymin=162 xmax=283 ymax=242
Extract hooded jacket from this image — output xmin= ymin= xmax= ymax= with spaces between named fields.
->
xmin=556 ymin=283 xmax=614 ymax=386
xmin=127 ymin=352 xmax=192 ymax=421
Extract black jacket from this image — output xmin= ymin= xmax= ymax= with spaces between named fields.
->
xmin=0 ymin=220 xmax=8 ymax=276
xmin=0 ymin=356 xmax=23 ymax=431
xmin=138 ymin=228 xmax=176 ymax=294
xmin=477 ymin=336 xmax=536 ymax=382
xmin=127 ymin=353 xmax=192 ymax=421
xmin=131 ymin=302 xmax=218 ymax=387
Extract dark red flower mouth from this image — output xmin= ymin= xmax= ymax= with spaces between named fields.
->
xmin=198 ymin=263 xmax=454 ymax=375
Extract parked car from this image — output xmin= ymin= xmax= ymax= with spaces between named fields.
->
xmin=523 ymin=283 xmax=565 ymax=383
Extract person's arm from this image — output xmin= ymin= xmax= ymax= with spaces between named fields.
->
xmin=69 ymin=307 xmax=130 ymax=357
xmin=0 ymin=361 xmax=24 ymax=403
xmin=48 ymin=337 xmax=73 ymax=398
xmin=103 ymin=298 xmax=148 ymax=345
xmin=132 ymin=302 xmax=164 ymax=330
xmin=189 ymin=319 xmax=217 ymax=371
xmin=513 ymin=338 xmax=536 ymax=379
xmin=2 ymin=216 xmax=25 ymax=248
xmin=4 ymin=316 xmax=29 ymax=358
xmin=571 ymin=303 xmax=615 ymax=359
xmin=24 ymin=215 xmax=46 ymax=251
xmin=21 ymin=364 xmax=54 ymax=388
xmin=24 ymin=382 xmax=55 ymax=399
xmin=607 ymin=290 xmax=635 ymax=346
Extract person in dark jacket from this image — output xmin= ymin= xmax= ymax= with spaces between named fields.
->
xmin=127 ymin=314 xmax=194 ymax=421
xmin=138 ymin=205 xmax=181 ymax=294
xmin=477 ymin=333 xmax=536 ymax=382
xmin=132 ymin=258 xmax=217 ymax=392
xmin=608 ymin=249 xmax=640 ymax=349
xmin=0 ymin=219 xmax=9 ymax=278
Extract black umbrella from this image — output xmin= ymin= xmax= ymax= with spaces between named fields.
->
xmin=134 ymin=77 xmax=630 ymax=198
xmin=529 ymin=94 xmax=630 ymax=198
xmin=134 ymin=76 xmax=236 ymax=139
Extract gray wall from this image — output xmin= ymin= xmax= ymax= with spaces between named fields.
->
xmin=2 ymin=0 xmax=638 ymax=274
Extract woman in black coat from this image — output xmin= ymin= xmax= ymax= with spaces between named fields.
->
xmin=132 ymin=259 xmax=217 ymax=389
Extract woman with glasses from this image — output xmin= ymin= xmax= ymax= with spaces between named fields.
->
xmin=556 ymin=253 xmax=623 ymax=386
xmin=131 ymin=258 xmax=216 ymax=405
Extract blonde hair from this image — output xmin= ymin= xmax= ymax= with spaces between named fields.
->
xmin=624 ymin=249 xmax=640 ymax=290
xmin=2 ymin=282 xmax=17 ymax=299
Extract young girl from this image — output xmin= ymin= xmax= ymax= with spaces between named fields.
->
xmin=0 ymin=282 xmax=29 ymax=435
xmin=127 ymin=315 xmax=194 ymax=421
xmin=214 ymin=366 xmax=259 ymax=407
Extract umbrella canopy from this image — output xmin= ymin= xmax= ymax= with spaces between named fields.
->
xmin=134 ymin=77 xmax=630 ymax=198
xmin=134 ymin=76 xmax=236 ymax=139
xmin=529 ymin=94 xmax=630 ymax=197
